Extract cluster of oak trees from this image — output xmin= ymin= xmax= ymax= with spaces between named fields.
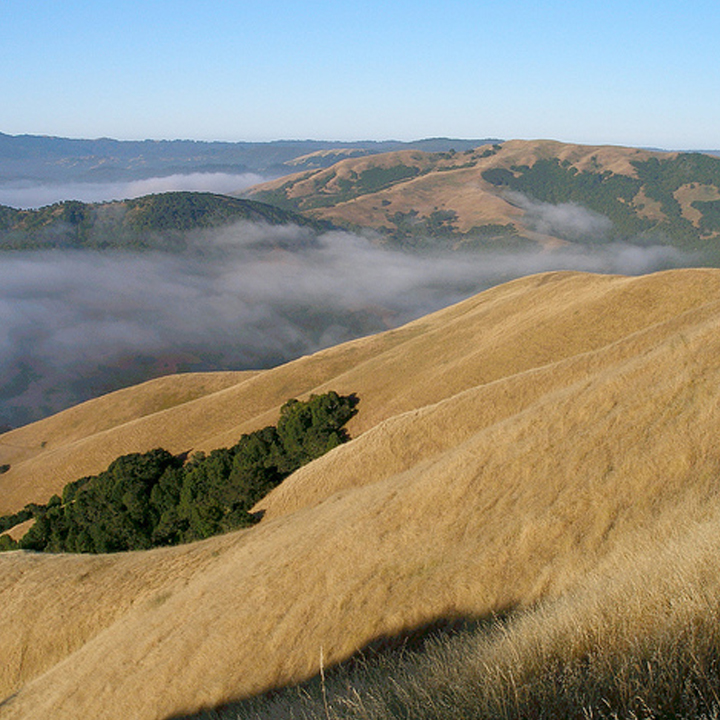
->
xmin=0 ymin=391 xmax=358 ymax=553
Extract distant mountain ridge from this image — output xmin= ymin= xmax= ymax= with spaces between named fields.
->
xmin=247 ymin=139 xmax=720 ymax=253
xmin=6 ymin=134 xmax=720 ymax=255
xmin=0 ymin=132 xmax=497 ymax=183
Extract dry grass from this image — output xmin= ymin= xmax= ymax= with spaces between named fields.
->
xmin=312 ymin=166 xmax=523 ymax=232
xmin=6 ymin=269 xmax=718 ymax=513
xmin=675 ymin=182 xmax=720 ymax=229
xmin=247 ymin=140 xmax=674 ymax=240
xmin=3 ymin=269 xmax=720 ymax=719
xmin=632 ymin=187 xmax=667 ymax=222
xmin=0 ymin=371 xmax=257 ymax=513
xmin=217 ymin=514 xmax=720 ymax=720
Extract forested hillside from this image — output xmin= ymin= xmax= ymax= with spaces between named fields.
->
xmin=0 ymin=192 xmax=329 ymax=250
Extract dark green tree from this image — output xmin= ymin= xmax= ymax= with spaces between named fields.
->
xmin=7 ymin=392 xmax=359 ymax=554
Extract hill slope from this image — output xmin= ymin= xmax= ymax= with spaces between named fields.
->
xmin=3 ymin=269 xmax=720 ymax=719
xmin=0 ymin=191 xmax=327 ymax=250
xmin=247 ymin=140 xmax=720 ymax=252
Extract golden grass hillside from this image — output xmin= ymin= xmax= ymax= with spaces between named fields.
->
xmin=246 ymin=140 xmax=687 ymax=245
xmin=3 ymin=268 xmax=720 ymax=719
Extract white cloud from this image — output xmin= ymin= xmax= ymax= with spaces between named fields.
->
xmin=507 ymin=191 xmax=614 ymax=241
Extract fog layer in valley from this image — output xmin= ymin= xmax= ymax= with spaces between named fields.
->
xmin=0 ymin=173 xmax=267 ymax=209
xmin=508 ymin=191 xmax=615 ymax=242
xmin=0 ymin=218 xmax=697 ymax=429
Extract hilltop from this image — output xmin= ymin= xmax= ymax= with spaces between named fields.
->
xmin=0 ymin=191 xmax=328 ymax=250
xmin=3 ymin=269 xmax=720 ymax=718
xmin=247 ymin=139 xmax=720 ymax=252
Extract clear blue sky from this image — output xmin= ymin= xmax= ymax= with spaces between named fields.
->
xmin=2 ymin=0 xmax=718 ymax=149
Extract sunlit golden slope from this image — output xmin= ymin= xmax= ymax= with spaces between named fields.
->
xmin=3 ymin=268 xmax=716 ymax=513
xmin=0 ymin=371 xmax=257 ymax=514
xmin=247 ymin=140 xmax=703 ymax=246
xmin=3 ymin=268 xmax=720 ymax=720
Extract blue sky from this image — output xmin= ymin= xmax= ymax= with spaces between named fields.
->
xmin=2 ymin=0 xmax=719 ymax=149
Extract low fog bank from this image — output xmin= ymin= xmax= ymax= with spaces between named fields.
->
xmin=0 ymin=222 xmax=701 ymax=429
xmin=0 ymin=172 xmax=268 ymax=209
xmin=507 ymin=191 xmax=615 ymax=242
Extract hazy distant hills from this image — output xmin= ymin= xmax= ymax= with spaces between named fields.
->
xmin=0 ymin=132 xmax=494 ymax=183
xmin=247 ymin=139 xmax=720 ymax=253
xmin=0 ymin=192 xmax=328 ymax=250
xmin=4 ymin=136 xmax=720 ymax=256
xmin=4 ymin=269 xmax=720 ymax=718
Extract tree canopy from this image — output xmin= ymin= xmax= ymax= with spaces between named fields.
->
xmin=1 ymin=391 xmax=359 ymax=553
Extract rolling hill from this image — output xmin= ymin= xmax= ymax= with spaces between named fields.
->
xmin=247 ymin=139 xmax=720 ymax=253
xmin=3 ymin=268 xmax=720 ymax=718
xmin=0 ymin=192 xmax=328 ymax=250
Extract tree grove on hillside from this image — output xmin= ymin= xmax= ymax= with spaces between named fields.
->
xmin=0 ymin=391 xmax=359 ymax=553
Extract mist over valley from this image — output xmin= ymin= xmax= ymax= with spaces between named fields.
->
xmin=0 ymin=172 xmax=268 ymax=210
xmin=1 ymin=137 xmax=715 ymax=429
xmin=0 ymin=221 xmax=697 ymax=430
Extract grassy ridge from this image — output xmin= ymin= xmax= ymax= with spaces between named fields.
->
xmin=209 ymin=519 xmax=720 ymax=719
xmin=4 ymin=270 xmax=720 ymax=720
xmin=247 ymin=141 xmax=720 ymax=250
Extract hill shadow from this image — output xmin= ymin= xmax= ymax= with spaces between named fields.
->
xmin=166 ymin=607 xmax=515 ymax=720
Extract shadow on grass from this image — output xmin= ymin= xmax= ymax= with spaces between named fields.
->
xmin=166 ymin=608 xmax=514 ymax=720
